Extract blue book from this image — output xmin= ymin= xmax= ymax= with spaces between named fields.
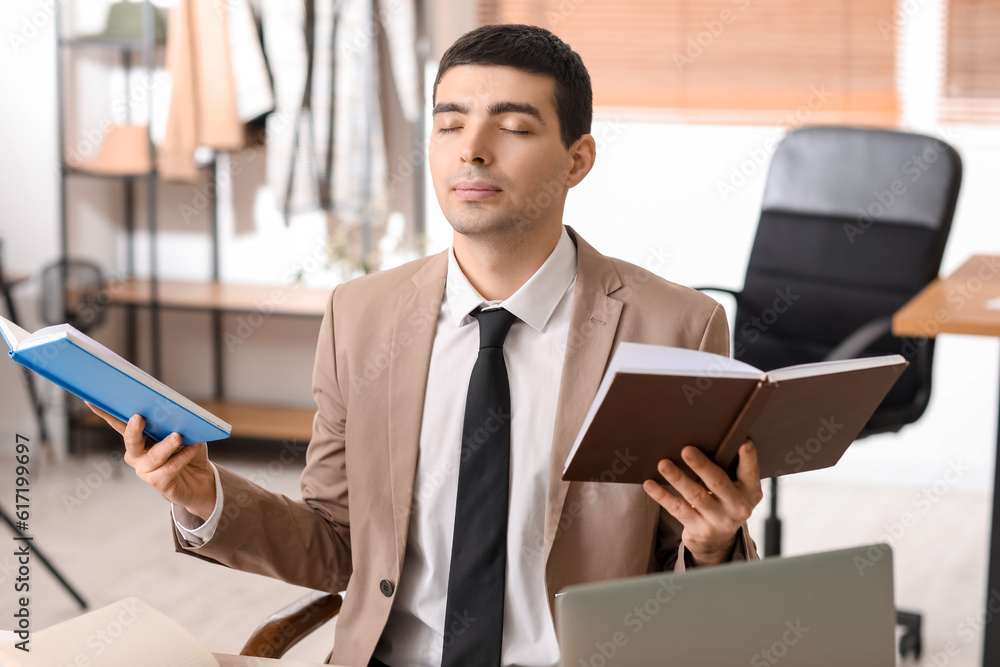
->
xmin=1 ymin=315 xmax=231 ymax=445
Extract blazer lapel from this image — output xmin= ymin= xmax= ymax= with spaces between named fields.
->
xmin=543 ymin=228 xmax=624 ymax=567
xmin=387 ymin=251 xmax=448 ymax=564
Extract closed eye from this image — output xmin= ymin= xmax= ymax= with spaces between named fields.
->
xmin=502 ymin=129 xmax=529 ymax=135
xmin=438 ymin=127 xmax=461 ymax=134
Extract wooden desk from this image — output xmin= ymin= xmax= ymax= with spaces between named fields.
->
xmin=894 ymin=255 xmax=1000 ymax=338
xmin=894 ymin=254 xmax=1000 ymax=665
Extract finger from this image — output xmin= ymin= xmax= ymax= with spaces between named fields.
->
xmin=655 ymin=457 xmax=720 ymax=513
xmin=85 ymin=402 xmax=128 ymax=436
xmin=643 ymin=479 xmax=700 ymax=524
xmin=680 ymin=446 xmax=746 ymax=509
xmin=735 ymin=440 xmax=764 ymax=506
xmin=135 ymin=432 xmax=186 ymax=474
xmin=156 ymin=440 xmax=205 ymax=476
xmin=122 ymin=415 xmax=152 ymax=466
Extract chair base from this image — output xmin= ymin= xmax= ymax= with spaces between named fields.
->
xmin=897 ymin=609 xmax=922 ymax=660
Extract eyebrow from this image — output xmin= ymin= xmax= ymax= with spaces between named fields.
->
xmin=431 ymin=100 xmax=546 ymax=124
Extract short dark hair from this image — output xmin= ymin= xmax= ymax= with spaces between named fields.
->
xmin=433 ymin=24 xmax=593 ymax=148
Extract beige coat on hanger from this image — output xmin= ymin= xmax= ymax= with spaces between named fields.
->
xmin=159 ymin=0 xmax=244 ymax=182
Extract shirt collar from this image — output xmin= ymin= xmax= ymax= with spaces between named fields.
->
xmin=445 ymin=225 xmax=578 ymax=332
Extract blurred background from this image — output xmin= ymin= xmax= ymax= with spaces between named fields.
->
xmin=0 ymin=0 xmax=999 ymax=664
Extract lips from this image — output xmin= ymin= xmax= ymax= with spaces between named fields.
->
xmin=453 ymin=180 xmax=501 ymax=202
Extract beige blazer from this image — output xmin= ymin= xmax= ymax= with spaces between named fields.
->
xmin=173 ymin=227 xmax=758 ymax=665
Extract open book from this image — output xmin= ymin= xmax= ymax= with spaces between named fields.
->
xmin=562 ymin=342 xmax=908 ymax=483
xmin=0 ymin=597 xmax=219 ymax=666
xmin=1 ymin=315 xmax=230 ymax=445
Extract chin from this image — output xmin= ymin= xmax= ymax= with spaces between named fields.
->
xmin=445 ymin=210 xmax=516 ymax=236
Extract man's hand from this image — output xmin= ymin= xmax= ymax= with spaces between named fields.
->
xmin=643 ymin=440 xmax=763 ymax=566
xmin=86 ymin=403 xmax=217 ymax=521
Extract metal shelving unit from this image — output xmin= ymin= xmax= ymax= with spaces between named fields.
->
xmin=54 ymin=1 xmax=186 ymax=454
xmin=52 ymin=1 xmax=428 ymax=451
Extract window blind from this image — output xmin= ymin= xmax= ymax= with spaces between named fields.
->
xmin=941 ymin=0 xmax=1000 ymax=123
xmin=478 ymin=0 xmax=899 ymax=126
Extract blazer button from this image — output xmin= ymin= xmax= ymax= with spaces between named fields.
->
xmin=379 ymin=579 xmax=394 ymax=597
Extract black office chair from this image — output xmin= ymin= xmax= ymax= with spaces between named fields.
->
xmin=39 ymin=258 xmax=107 ymax=332
xmin=39 ymin=258 xmax=109 ymax=455
xmin=699 ymin=126 xmax=962 ymax=661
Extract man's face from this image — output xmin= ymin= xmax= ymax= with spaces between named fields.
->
xmin=430 ymin=65 xmax=582 ymax=239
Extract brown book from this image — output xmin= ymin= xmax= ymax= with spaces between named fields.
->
xmin=562 ymin=343 xmax=908 ymax=484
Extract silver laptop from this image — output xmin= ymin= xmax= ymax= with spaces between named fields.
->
xmin=555 ymin=544 xmax=896 ymax=667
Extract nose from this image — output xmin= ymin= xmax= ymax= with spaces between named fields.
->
xmin=459 ymin=123 xmax=493 ymax=166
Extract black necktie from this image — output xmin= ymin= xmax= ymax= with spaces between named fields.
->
xmin=441 ymin=307 xmax=518 ymax=667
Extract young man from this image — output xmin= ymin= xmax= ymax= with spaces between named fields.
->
xmin=91 ymin=24 xmax=761 ymax=667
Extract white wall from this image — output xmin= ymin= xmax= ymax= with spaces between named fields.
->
xmin=1 ymin=0 xmax=64 ymax=449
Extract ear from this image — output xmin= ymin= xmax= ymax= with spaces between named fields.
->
xmin=566 ymin=134 xmax=597 ymax=189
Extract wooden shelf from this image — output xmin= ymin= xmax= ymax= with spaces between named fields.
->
xmin=72 ymin=400 xmax=315 ymax=443
xmin=198 ymin=400 xmax=315 ymax=442
xmin=107 ymin=278 xmax=330 ymax=317
xmin=59 ymin=36 xmax=166 ymax=50
xmin=1 ymin=273 xmax=29 ymax=289
xmin=63 ymin=166 xmax=156 ymax=180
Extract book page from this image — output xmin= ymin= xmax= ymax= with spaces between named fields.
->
xmin=0 ymin=598 xmax=219 ymax=667
xmin=609 ymin=342 xmax=762 ymax=377
xmin=767 ymin=354 xmax=906 ymax=382
xmin=563 ymin=342 xmax=763 ymax=472
xmin=0 ymin=315 xmax=30 ymax=351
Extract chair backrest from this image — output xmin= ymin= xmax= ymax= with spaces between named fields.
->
xmin=40 ymin=259 xmax=107 ymax=333
xmin=735 ymin=126 xmax=962 ymax=436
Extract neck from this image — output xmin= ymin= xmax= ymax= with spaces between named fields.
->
xmin=453 ymin=222 xmax=563 ymax=301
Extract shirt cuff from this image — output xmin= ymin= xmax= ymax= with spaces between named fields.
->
xmin=680 ymin=525 xmax=749 ymax=569
xmin=171 ymin=462 xmax=223 ymax=546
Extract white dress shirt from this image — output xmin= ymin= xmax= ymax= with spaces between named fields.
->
xmin=175 ymin=226 xmax=578 ymax=667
